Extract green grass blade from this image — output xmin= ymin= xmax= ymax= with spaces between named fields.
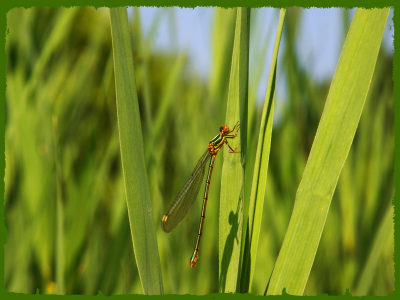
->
xmin=109 ymin=7 xmax=163 ymax=295
xmin=219 ymin=7 xmax=249 ymax=293
xmin=354 ymin=201 xmax=394 ymax=296
xmin=52 ymin=117 xmax=65 ymax=295
xmin=267 ymin=8 xmax=390 ymax=295
xmin=247 ymin=9 xmax=278 ymax=134
xmin=241 ymin=9 xmax=286 ymax=293
xmin=210 ymin=7 xmax=236 ymax=105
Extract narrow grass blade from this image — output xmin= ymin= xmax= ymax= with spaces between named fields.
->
xmin=109 ymin=7 xmax=163 ymax=295
xmin=52 ymin=116 xmax=65 ymax=295
xmin=241 ymin=9 xmax=286 ymax=293
xmin=354 ymin=201 xmax=394 ymax=296
xmin=247 ymin=9 xmax=278 ymax=134
xmin=219 ymin=7 xmax=249 ymax=293
xmin=267 ymin=8 xmax=390 ymax=295
xmin=210 ymin=7 xmax=236 ymax=105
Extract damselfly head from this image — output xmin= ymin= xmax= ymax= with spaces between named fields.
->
xmin=220 ymin=125 xmax=230 ymax=135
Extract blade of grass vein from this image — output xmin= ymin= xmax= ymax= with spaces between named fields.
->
xmin=110 ymin=7 xmax=163 ymax=295
xmin=266 ymin=8 xmax=390 ymax=295
xmin=219 ymin=7 xmax=249 ymax=293
xmin=240 ymin=8 xmax=286 ymax=293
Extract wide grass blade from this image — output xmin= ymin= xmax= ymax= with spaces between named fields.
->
xmin=110 ymin=7 xmax=163 ymax=295
xmin=267 ymin=8 xmax=390 ymax=295
xmin=219 ymin=7 xmax=249 ymax=293
xmin=240 ymin=8 xmax=286 ymax=293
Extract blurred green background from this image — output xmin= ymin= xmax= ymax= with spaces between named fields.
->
xmin=5 ymin=7 xmax=393 ymax=295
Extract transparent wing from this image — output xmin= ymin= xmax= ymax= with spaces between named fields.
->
xmin=162 ymin=149 xmax=211 ymax=233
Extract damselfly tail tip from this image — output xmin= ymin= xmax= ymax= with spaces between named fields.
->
xmin=189 ymin=252 xmax=199 ymax=268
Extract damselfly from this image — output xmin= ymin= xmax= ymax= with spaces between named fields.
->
xmin=162 ymin=123 xmax=240 ymax=267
